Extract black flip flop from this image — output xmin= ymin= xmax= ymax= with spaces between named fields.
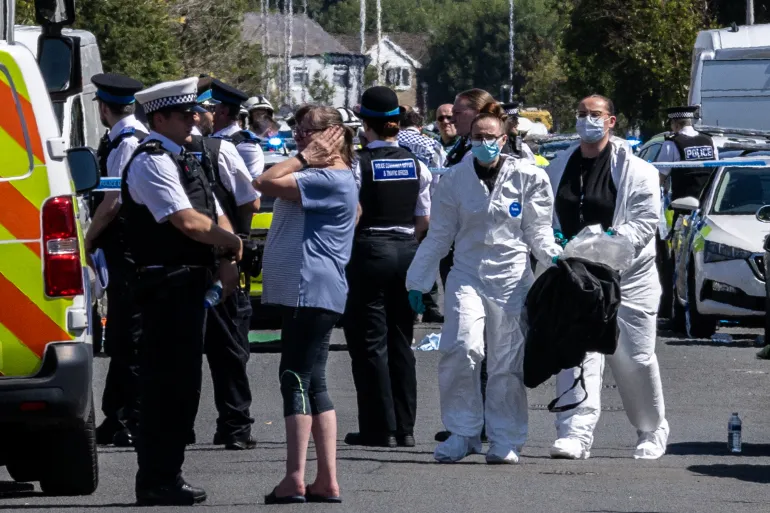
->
xmin=265 ymin=488 xmax=306 ymax=505
xmin=306 ymin=491 xmax=342 ymax=504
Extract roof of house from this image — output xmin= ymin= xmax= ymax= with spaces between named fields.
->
xmin=335 ymin=32 xmax=430 ymax=65
xmin=242 ymin=13 xmax=357 ymax=57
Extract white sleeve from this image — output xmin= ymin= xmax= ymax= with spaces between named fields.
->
xmin=406 ymin=171 xmax=458 ymax=293
xmin=107 ymin=137 xmax=140 ymax=178
xmin=353 ymin=160 xmax=362 ymax=189
xmin=521 ymin=167 xmax=562 ymax=267
xmin=522 ymin=143 xmax=537 ymax=163
xmin=657 ymin=141 xmax=680 ymax=177
xmin=218 ymin=141 xmax=260 ymax=204
xmin=236 ymin=142 xmax=265 ymax=180
xmin=214 ymin=197 xmax=224 ymax=217
xmin=416 ymin=162 xmax=432 ymax=217
xmin=126 ymin=154 xmax=192 ymax=223
xmin=613 ymin=159 xmax=661 ymax=257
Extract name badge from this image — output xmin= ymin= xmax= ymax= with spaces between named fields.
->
xmin=372 ymin=159 xmax=418 ymax=181
xmin=684 ymin=146 xmax=713 ymax=160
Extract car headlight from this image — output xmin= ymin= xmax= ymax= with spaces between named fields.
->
xmin=703 ymin=241 xmax=753 ymax=263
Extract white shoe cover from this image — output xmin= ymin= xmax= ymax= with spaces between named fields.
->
xmin=485 ymin=444 xmax=520 ymax=464
xmin=434 ymin=434 xmax=482 ymax=463
xmin=550 ymin=437 xmax=590 ymax=460
xmin=634 ymin=419 xmax=670 ymax=460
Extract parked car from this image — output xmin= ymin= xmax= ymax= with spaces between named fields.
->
xmin=668 ymin=162 xmax=770 ymax=337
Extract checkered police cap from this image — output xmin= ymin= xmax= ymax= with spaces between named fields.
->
xmin=135 ymin=77 xmax=199 ymax=114
xmin=666 ymin=106 xmax=699 ymax=120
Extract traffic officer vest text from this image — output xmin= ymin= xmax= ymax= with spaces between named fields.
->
xmin=357 ymin=145 xmax=420 ymax=230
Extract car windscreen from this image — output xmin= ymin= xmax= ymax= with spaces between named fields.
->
xmin=711 ymin=167 xmax=770 ymax=215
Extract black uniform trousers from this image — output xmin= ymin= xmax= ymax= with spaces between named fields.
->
xmin=100 ymin=246 xmax=142 ymax=432
xmin=134 ymin=266 xmax=209 ymax=488
xmin=344 ymin=231 xmax=418 ymax=437
xmin=204 ymin=287 xmax=254 ymax=440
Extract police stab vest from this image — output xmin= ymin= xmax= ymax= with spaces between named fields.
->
xmin=667 ymin=132 xmax=716 ymax=201
xmin=445 ymin=135 xmax=471 ymax=167
xmin=185 ymin=135 xmax=248 ymax=235
xmin=120 ymin=140 xmax=217 ymax=267
xmin=92 ymin=126 xmax=147 ymax=253
xmin=357 ymin=145 xmax=421 ymax=231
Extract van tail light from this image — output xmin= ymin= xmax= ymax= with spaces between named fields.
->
xmin=42 ymin=196 xmax=83 ymax=297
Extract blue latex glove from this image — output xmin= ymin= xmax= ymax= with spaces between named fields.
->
xmin=408 ymin=290 xmax=425 ymax=314
xmin=605 ymin=228 xmax=617 ymax=236
xmin=552 ymin=255 xmax=559 ymax=264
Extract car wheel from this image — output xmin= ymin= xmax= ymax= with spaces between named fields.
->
xmin=686 ymin=262 xmax=717 ymax=339
xmin=39 ymin=402 xmax=99 ymax=496
xmin=6 ymin=459 xmax=40 ymax=483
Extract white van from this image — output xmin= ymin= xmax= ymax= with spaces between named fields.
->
xmin=690 ymin=23 xmax=770 ymax=130
xmin=13 ymin=25 xmax=103 ymax=150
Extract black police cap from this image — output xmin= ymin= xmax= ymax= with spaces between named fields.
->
xmin=210 ymin=79 xmax=249 ymax=106
xmin=91 ymin=73 xmax=144 ymax=105
xmin=356 ymin=86 xmax=404 ymax=119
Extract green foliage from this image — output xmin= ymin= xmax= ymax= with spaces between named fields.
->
xmin=307 ymin=70 xmax=336 ymax=104
xmin=520 ymin=48 xmax=576 ymax=132
xmin=363 ymin=65 xmax=378 ymax=87
xmin=172 ymin=0 xmax=267 ymax=94
xmin=563 ymin=0 xmax=713 ymax=135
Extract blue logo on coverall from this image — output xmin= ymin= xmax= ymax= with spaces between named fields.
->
xmin=509 ymin=201 xmax=522 ymax=217
xmin=372 ymin=159 xmax=418 ymax=181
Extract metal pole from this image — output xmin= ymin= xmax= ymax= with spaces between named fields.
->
xmin=509 ymin=0 xmax=514 ymax=102
xmin=748 ymin=0 xmax=755 ymax=25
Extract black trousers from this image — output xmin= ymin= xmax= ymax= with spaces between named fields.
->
xmin=134 ymin=267 xmax=209 ymax=488
xmin=101 ymin=253 xmax=142 ymax=432
xmin=344 ymin=232 xmax=418 ymax=436
xmin=204 ymin=288 xmax=254 ymax=440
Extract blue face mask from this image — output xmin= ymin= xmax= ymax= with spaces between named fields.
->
xmin=471 ymin=139 xmax=501 ymax=164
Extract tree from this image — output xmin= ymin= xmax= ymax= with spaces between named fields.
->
xmin=563 ymin=0 xmax=713 ymax=135
xmin=520 ymin=49 xmax=576 ymax=132
xmin=16 ymin=0 xmax=181 ymax=85
xmin=171 ymin=0 xmax=268 ymax=95
xmin=307 ymin=70 xmax=336 ymax=104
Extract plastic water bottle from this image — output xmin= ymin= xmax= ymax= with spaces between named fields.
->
xmin=728 ymin=413 xmax=742 ymax=454
xmin=204 ymin=280 xmax=223 ymax=309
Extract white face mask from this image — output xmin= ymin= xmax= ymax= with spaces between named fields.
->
xmin=576 ymin=116 xmax=607 ymax=143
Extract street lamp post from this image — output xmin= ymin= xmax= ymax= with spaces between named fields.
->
xmin=421 ymin=81 xmax=428 ymax=114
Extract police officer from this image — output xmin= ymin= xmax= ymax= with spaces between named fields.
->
xmin=185 ymin=82 xmax=261 ymax=451
xmin=658 ymin=105 xmax=719 ymax=201
xmin=501 ymin=102 xmax=537 ymax=163
xmin=124 ymin=77 xmax=243 ymax=506
xmin=209 ymin=81 xmax=266 ymax=180
xmin=85 ymin=72 xmax=147 ymax=448
xmin=243 ymin=95 xmax=275 ymax=136
xmin=344 ymin=87 xmax=432 ymax=448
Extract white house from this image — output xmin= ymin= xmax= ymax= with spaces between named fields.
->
xmin=242 ymin=13 xmax=368 ymax=109
xmin=336 ymin=33 xmax=429 ymax=109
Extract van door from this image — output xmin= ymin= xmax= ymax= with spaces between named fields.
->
xmin=0 ymin=45 xmax=76 ymax=377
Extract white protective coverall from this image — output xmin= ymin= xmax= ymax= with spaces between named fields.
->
xmin=546 ymin=138 xmax=669 ymax=460
xmin=406 ymin=156 xmax=561 ymax=463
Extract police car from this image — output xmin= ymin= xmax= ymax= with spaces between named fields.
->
xmin=668 ymin=158 xmax=770 ymax=337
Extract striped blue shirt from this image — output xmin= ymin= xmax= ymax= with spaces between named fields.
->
xmin=261 ymin=168 xmax=358 ymax=314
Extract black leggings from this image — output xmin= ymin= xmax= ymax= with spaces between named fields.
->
xmin=279 ymin=306 xmax=341 ymax=417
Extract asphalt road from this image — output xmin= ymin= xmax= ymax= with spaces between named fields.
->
xmin=1 ymin=322 xmax=769 ymax=512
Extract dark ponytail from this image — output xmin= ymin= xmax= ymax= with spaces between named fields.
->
xmin=471 ymin=101 xmax=507 ymax=132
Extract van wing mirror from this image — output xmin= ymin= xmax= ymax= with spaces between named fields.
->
xmin=756 ymin=205 xmax=770 ymax=223
xmin=670 ymin=196 xmax=700 ymax=212
xmin=66 ymin=147 xmax=100 ymax=194
xmin=35 ymin=0 xmax=76 ymax=26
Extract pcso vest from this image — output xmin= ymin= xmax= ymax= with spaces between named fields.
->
xmin=120 ymin=140 xmax=217 ymax=267
xmin=185 ymin=135 xmax=248 ymax=235
xmin=667 ymin=132 xmax=716 ymax=200
xmin=357 ymin=145 xmax=421 ymax=231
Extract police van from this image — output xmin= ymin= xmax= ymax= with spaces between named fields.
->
xmin=0 ymin=0 xmax=101 ymax=495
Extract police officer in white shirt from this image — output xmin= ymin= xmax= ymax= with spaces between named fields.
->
xmin=208 ymin=80 xmax=266 ymax=180
xmin=122 ymin=77 xmax=243 ymax=506
xmin=85 ymin=73 xmax=147 ymax=448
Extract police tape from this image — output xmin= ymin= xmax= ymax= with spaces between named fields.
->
xmin=94 ymin=158 xmax=770 ymax=191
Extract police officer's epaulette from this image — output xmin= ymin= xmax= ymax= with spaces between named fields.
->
xmin=239 ymin=130 xmax=259 ymax=141
xmin=120 ymin=126 xmax=137 ymax=137
xmin=664 ymin=133 xmax=677 ymax=141
xmin=137 ymin=140 xmax=166 ymax=154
